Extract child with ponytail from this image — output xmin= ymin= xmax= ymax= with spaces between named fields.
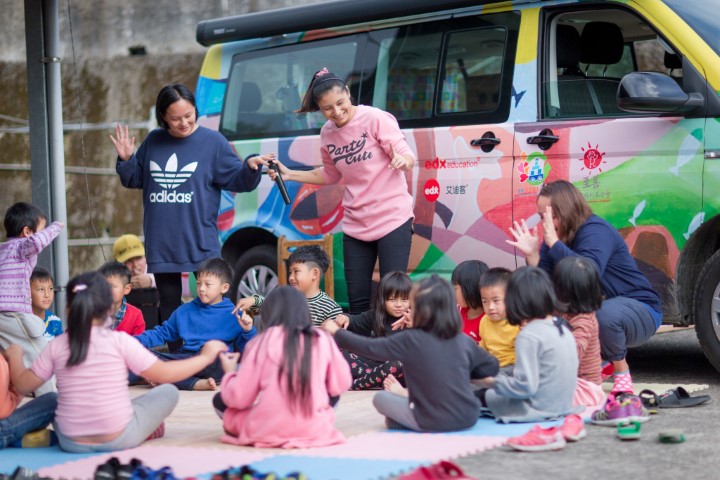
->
xmin=6 ymin=271 xmax=227 ymax=453
xmin=214 ymin=286 xmax=352 ymax=448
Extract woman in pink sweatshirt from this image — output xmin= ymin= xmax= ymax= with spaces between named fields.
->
xmin=215 ymin=286 xmax=352 ymax=448
xmin=269 ymin=67 xmax=415 ymax=313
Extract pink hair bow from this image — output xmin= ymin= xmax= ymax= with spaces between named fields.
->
xmin=315 ymin=67 xmax=329 ymax=77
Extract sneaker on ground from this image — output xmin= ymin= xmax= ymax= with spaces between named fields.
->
xmin=616 ymin=393 xmax=651 ymax=423
xmin=506 ymin=425 xmax=567 ymax=452
xmin=590 ymin=393 xmax=630 ymax=426
xmin=560 ymin=414 xmax=586 ymax=441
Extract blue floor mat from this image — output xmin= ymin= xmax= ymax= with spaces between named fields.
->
xmin=0 ymin=447 xmax=100 ymax=474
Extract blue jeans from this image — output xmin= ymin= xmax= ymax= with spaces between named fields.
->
xmin=0 ymin=392 xmax=58 ymax=449
xmin=596 ymin=296 xmax=659 ymax=361
xmin=129 ymin=350 xmax=223 ymax=390
xmin=343 ymin=218 xmax=413 ymax=313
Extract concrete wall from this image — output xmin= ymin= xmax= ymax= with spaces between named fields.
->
xmin=0 ymin=0 xmax=325 ymax=275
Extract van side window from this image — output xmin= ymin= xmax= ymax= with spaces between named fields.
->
xmin=370 ymin=12 xmax=519 ymax=127
xmin=543 ymin=8 xmax=683 ymax=119
xmin=221 ymin=37 xmax=362 ymax=140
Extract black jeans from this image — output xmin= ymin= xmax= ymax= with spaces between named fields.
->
xmin=343 ymin=218 xmax=413 ymax=314
xmin=154 ymin=272 xmax=183 ymax=324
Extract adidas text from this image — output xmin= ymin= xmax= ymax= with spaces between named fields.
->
xmin=149 ymin=190 xmax=194 ymax=203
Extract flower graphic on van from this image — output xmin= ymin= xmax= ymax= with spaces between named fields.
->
xmin=517 ymin=152 xmax=550 ymax=186
xmin=579 ymin=142 xmax=606 ymax=176
xmin=150 ymin=154 xmax=198 ymax=190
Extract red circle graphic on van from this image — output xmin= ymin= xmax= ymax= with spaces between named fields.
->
xmin=424 ymin=179 xmax=440 ymax=202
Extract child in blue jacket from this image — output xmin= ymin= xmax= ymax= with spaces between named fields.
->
xmin=133 ymin=258 xmax=256 ymax=390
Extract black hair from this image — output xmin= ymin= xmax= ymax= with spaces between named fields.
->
xmin=3 ymin=202 xmax=47 ymax=239
xmin=479 ymin=267 xmax=512 ymax=291
xmin=65 ymin=271 xmax=113 ymax=367
xmin=155 ymin=84 xmax=199 ymax=130
xmin=372 ymin=271 xmax=413 ymax=337
xmin=31 ymin=267 xmax=54 ymax=284
xmin=287 ymin=245 xmax=330 ymax=275
xmin=451 ymin=260 xmax=489 ymax=310
xmin=256 ymin=286 xmax=316 ymax=416
xmin=196 ymin=257 xmax=233 ymax=285
xmin=98 ymin=261 xmax=131 ymax=285
xmin=553 ymin=256 xmax=603 ymax=315
xmin=505 ymin=266 xmax=561 ymax=326
xmin=412 ymin=275 xmax=461 ymax=339
xmin=298 ymin=68 xmax=349 ymax=113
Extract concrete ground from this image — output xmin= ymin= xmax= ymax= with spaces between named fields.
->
xmin=452 ymin=329 xmax=720 ymax=479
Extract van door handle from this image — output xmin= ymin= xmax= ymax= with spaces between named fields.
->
xmin=526 ymin=128 xmax=559 ymax=150
xmin=470 ymin=132 xmax=501 ymax=153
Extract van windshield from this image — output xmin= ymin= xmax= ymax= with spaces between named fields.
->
xmin=664 ymin=0 xmax=720 ymax=56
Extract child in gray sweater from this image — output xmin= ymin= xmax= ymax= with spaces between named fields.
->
xmin=479 ymin=267 xmax=580 ymax=423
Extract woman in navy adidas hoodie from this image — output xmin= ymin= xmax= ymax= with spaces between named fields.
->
xmin=111 ymin=84 xmax=274 ymax=324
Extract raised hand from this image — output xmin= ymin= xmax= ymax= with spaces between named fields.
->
xmin=507 ymin=219 xmax=540 ymax=266
xmin=233 ymin=297 xmax=255 ymax=316
xmin=109 ymin=124 xmax=135 ymax=161
xmin=540 ymin=205 xmax=559 ymax=247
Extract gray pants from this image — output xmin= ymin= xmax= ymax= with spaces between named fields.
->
xmin=55 ymin=384 xmax=179 ymax=453
xmin=0 ymin=312 xmax=55 ymax=395
xmin=373 ymin=390 xmax=421 ymax=431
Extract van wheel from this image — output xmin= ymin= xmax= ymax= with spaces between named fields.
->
xmin=231 ymin=245 xmax=278 ymax=302
xmin=693 ymin=249 xmax=720 ymax=371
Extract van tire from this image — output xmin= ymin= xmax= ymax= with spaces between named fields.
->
xmin=693 ymin=249 xmax=720 ymax=371
xmin=230 ymin=245 xmax=278 ymax=302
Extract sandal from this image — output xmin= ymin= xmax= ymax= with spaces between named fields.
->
xmin=617 ymin=421 xmax=642 ymax=441
xmin=658 ymin=429 xmax=686 ymax=443
xmin=658 ymin=387 xmax=710 ymax=408
xmin=638 ymin=389 xmax=660 ymax=413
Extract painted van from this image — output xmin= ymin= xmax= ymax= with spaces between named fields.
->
xmin=195 ymin=0 xmax=720 ymax=369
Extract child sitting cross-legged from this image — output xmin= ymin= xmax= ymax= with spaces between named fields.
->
xmin=214 ymin=286 xmax=352 ymax=448
xmin=324 ymin=275 xmax=499 ymax=432
xmin=477 ymin=267 xmax=579 ymax=423
xmin=334 ymin=271 xmax=412 ymax=390
xmin=30 ymin=267 xmax=63 ymax=340
xmin=6 ymin=271 xmax=228 ymax=453
xmin=235 ymin=245 xmax=342 ymax=326
xmin=98 ymin=261 xmax=146 ymax=336
xmin=479 ymin=267 xmax=519 ymax=374
xmin=133 ymin=258 xmax=257 ymax=391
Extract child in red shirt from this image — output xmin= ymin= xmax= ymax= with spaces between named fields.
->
xmin=99 ymin=261 xmax=146 ymax=335
xmin=451 ymin=260 xmax=488 ymax=344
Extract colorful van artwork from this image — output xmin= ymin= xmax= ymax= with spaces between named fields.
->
xmin=194 ymin=0 xmax=720 ymax=369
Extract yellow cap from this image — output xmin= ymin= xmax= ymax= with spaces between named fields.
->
xmin=113 ymin=234 xmax=145 ymax=264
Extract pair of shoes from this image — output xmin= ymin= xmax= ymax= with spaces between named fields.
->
xmin=590 ymin=392 xmax=650 ymax=426
xmin=506 ymin=425 xmax=566 ymax=452
xmin=617 ymin=421 xmax=642 ymax=440
xmin=94 ymin=458 xmax=142 ymax=480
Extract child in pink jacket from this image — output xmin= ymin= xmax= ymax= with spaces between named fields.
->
xmin=215 ymin=286 xmax=352 ymax=448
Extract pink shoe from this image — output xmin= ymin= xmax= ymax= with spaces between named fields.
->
xmin=506 ymin=425 xmax=566 ymax=452
xmin=560 ymin=414 xmax=586 ymax=442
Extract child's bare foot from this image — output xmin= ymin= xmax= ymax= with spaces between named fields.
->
xmin=383 ymin=374 xmax=408 ymax=397
xmin=192 ymin=378 xmax=217 ymax=391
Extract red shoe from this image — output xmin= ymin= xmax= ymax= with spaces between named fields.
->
xmin=506 ymin=425 xmax=566 ymax=452
xmin=560 ymin=414 xmax=586 ymax=442
xmin=601 ymin=362 xmax=614 ymax=381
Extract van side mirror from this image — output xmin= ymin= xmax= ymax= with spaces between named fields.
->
xmin=617 ymin=72 xmax=704 ymax=114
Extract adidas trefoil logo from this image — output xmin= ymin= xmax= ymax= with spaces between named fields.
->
xmin=148 ymin=154 xmax=197 ymax=204
xmin=150 ymin=153 xmax=197 ymax=189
